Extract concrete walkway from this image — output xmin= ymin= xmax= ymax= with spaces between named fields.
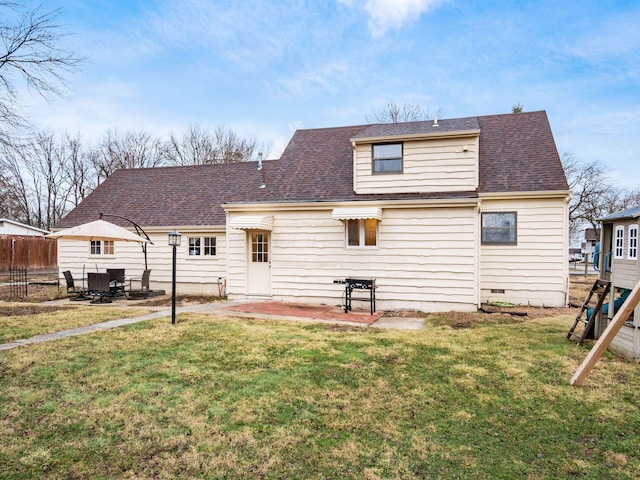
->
xmin=0 ymin=299 xmax=424 ymax=351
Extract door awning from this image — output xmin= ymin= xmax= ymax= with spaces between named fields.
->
xmin=331 ymin=206 xmax=383 ymax=221
xmin=229 ymin=215 xmax=274 ymax=230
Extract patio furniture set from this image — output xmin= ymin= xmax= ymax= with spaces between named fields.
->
xmin=63 ymin=269 xmax=151 ymax=303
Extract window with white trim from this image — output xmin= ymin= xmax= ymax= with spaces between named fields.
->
xmin=372 ymin=143 xmax=403 ymax=174
xmin=346 ymin=218 xmax=378 ymax=247
xmin=629 ymin=225 xmax=638 ymax=260
xmin=90 ymin=240 xmax=114 ymax=255
xmin=614 ymin=226 xmax=624 ymax=259
xmin=188 ymin=236 xmax=217 ymax=256
xmin=204 ymin=237 xmax=217 ymax=256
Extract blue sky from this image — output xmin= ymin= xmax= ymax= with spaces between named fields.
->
xmin=23 ymin=0 xmax=640 ymax=187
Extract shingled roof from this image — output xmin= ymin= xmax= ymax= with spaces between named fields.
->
xmin=57 ymin=110 xmax=568 ymax=229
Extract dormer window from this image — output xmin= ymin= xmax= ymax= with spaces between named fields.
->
xmin=373 ymin=143 xmax=403 ymax=174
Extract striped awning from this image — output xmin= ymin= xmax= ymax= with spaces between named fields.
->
xmin=229 ymin=215 xmax=273 ymax=230
xmin=331 ymin=206 xmax=383 ymax=221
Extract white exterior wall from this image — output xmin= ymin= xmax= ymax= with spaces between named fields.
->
xmin=0 ymin=220 xmax=48 ymax=236
xmin=480 ymin=196 xmax=569 ymax=307
xmin=57 ymin=229 xmax=227 ymax=295
xmin=227 ymin=204 xmax=479 ymax=312
xmin=354 ymin=136 xmax=479 ymax=194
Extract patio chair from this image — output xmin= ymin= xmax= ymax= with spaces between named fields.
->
xmin=128 ymin=269 xmax=151 ymax=299
xmin=107 ymin=268 xmax=126 ymax=297
xmin=87 ymin=272 xmax=112 ymax=304
xmin=63 ymin=270 xmax=89 ymax=301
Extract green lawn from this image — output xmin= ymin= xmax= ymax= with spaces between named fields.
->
xmin=0 ymin=304 xmax=153 ymax=344
xmin=1 ymin=311 xmax=639 ymax=479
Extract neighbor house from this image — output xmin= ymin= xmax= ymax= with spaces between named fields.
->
xmin=53 ymin=110 xmax=570 ymax=312
xmin=0 ymin=218 xmax=50 ymax=236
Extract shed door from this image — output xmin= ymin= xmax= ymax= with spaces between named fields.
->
xmin=247 ymin=231 xmax=271 ymax=296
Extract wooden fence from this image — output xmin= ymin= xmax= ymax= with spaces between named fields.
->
xmin=0 ymin=235 xmax=57 ymax=271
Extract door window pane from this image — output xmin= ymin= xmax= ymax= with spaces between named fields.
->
xmin=252 ymin=233 xmax=269 ymax=262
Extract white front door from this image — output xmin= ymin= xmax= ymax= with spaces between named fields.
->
xmin=247 ymin=231 xmax=271 ymax=296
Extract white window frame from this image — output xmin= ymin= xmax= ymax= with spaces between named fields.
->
xmin=203 ymin=236 xmax=217 ymax=256
xmin=188 ymin=236 xmax=217 ymax=257
xmin=614 ymin=225 xmax=625 ymax=259
xmin=188 ymin=237 xmax=201 ymax=256
xmin=629 ymin=224 xmax=638 ymax=260
xmin=346 ymin=218 xmax=378 ymax=248
xmin=89 ymin=240 xmax=114 ymax=256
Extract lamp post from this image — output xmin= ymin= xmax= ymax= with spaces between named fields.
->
xmin=168 ymin=230 xmax=181 ymax=325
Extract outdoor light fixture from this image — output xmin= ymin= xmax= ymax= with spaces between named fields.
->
xmin=168 ymin=230 xmax=181 ymax=247
xmin=168 ymin=230 xmax=181 ymax=324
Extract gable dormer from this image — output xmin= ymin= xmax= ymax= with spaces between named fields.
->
xmin=351 ymin=118 xmax=480 ymax=194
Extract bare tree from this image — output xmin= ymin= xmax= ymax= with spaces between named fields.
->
xmin=563 ymin=153 xmax=640 ymax=242
xmin=0 ymin=139 xmax=33 ymax=224
xmin=618 ymin=188 xmax=640 ymax=210
xmin=164 ymin=125 xmax=263 ymax=165
xmin=0 ymin=164 xmax=21 ymax=218
xmin=512 ymin=103 xmax=523 ymax=113
xmin=164 ymin=125 xmax=218 ymax=166
xmin=62 ymin=133 xmax=93 ymax=208
xmin=0 ymin=2 xmax=82 ymax=139
xmin=213 ymin=126 xmax=261 ymax=163
xmin=89 ymin=130 xmax=165 ymax=182
xmin=366 ymin=102 xmax=443 ymax=123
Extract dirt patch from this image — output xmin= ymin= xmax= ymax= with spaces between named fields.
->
xmin=0 ymin=284 xmax=66 ymax=302
xmin=224 ymin=301 xmax=381 ymax=324
xmin=423 ymin=304 xmax=574 ymax=329
xmin=134 ymin=295 xmax=225 ymax=307
xmin=0 ymin=304 xmax=72 ymax=317
xmin=569 ymin=275 xmax=599 ymax=306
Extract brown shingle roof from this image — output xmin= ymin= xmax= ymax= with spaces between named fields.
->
xmin=56 ymin=110 xmax=568 ymax=228
xmin=478 ymin=111 xmax=568 ymax=192
xmin=353 ymin=117 xmax=479 ymax=139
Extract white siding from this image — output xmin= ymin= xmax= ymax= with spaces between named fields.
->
xmin=226 ymin=226 xmax=249 ymax=297
xmin=354 ymin=137 xmax=478 ymax=194
xmin=480 ymin=197 xmax=568 ymax=307
xmin=227 ymin=206 xmax=479 ymax=312
xmin=57 ymin=230 xmax=227 ymax=295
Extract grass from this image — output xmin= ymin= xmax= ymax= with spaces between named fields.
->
xmin=1 ymin=305 xmax=639 ymax=479
xmin=0 ymin=303 xmax=153 ymax=344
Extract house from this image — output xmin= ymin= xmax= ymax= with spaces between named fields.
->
xmin=0 ymin=219 xmax=55 ymax=270
xmin=584 ymin=228 xmax=600 ymax=258
xmin=53 ymin=110 xmax=570 ymax=312
xmin=0 ymin=218 xmax=50 ymax=236
xmin=594 ymin=206 xmax=640 ymax=361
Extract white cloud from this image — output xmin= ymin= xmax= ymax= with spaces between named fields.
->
xmin=277 ymin=60 xmax=354 ymax=97
xmin=342 ymin=0 xmax=447 ymax=36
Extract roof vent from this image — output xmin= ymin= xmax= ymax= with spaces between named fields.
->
xmin=257 ymin=152 xmax=263 ymax=170
xmin=433 ymin=114 xmax=439 ymax=127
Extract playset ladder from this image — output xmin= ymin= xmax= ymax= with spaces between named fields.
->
xmin=567 ymin=279 xmax=611 ymax=344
